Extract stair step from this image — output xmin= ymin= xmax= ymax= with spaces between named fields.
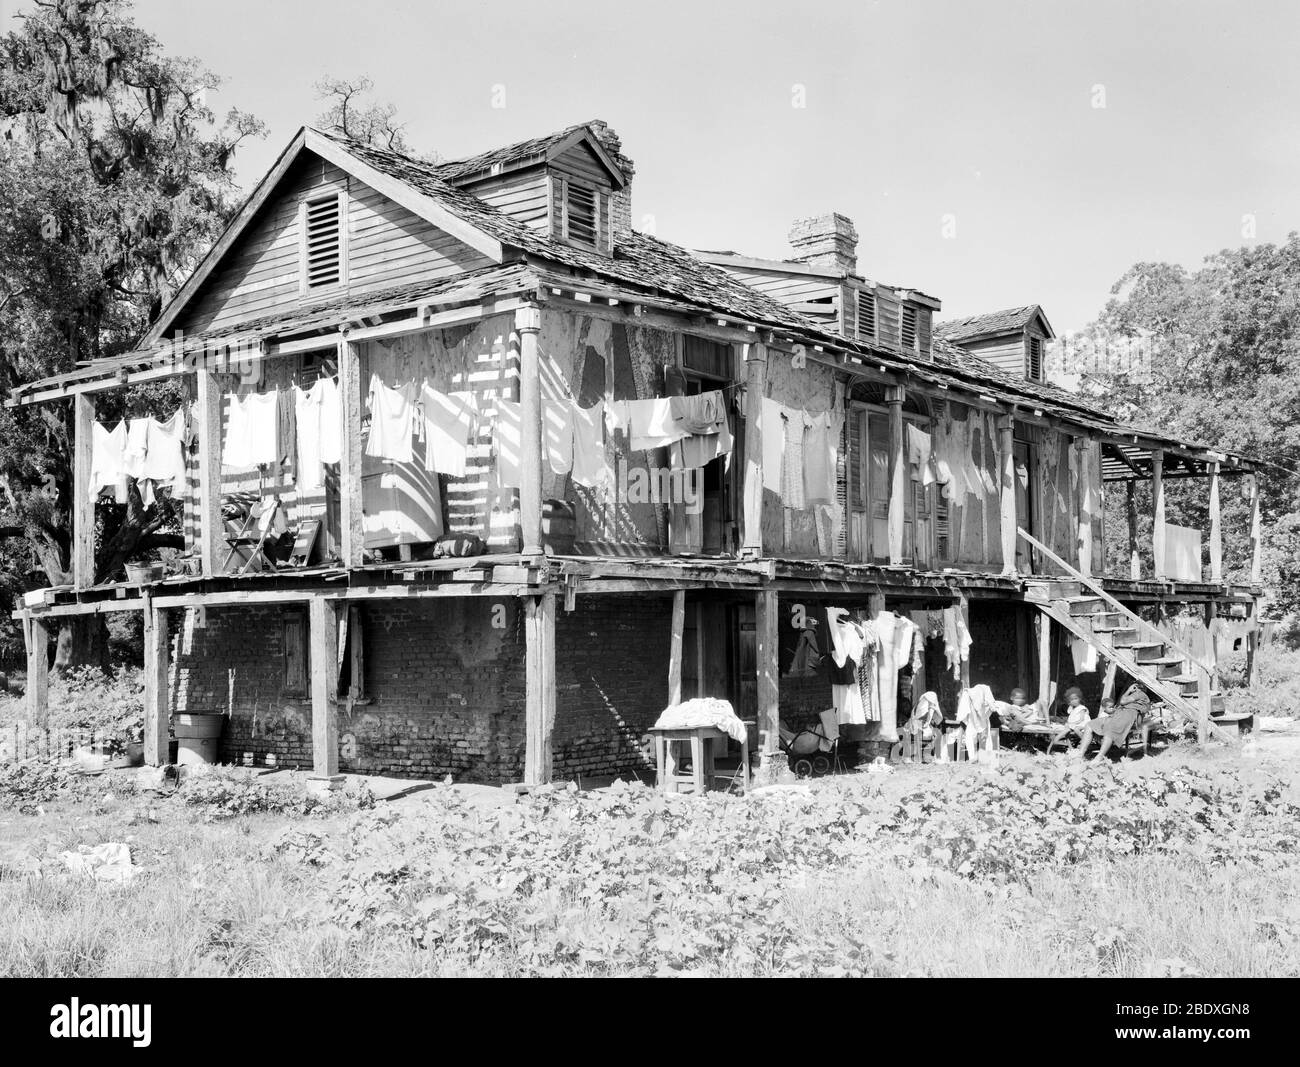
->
xmin=1151 ymin=659 xmax=1188 ymax=679
xmin=1067 ymin=596 xmax=1105 ymax=616
xmin=1090 ymin=612 xmax=1125 ymax=631
xmin=1108 ymin=628 xmax=1142 ymax=647
xmin=1130 ymin=642 xmax=1167 ymax=663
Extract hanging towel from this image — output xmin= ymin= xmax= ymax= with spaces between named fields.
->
xmin=122 ymin=418 xmax=150 ymax=481
xmin=543 ymin=397 xmax=574 ymax=475
xmin=89 ymin=420 xmax=127 ymax=501
xmin=571 ymin=400 xmax=611 ymax=493
xmin=224 ymin=389 xmax=281 ymax=469
xmin=295 ymin=377 xmax=342 ymax=491
xmin=669 ymin=392 xmax=733 ymax=469
xmin=364 ymin=376 xmax=415 ymax=463
xmin=907 ymin=423 xmax=935 ymax=486
xmin=140 ymin=409 xmax=187 ymax=493
xmin=1070 ymin=635 xmax=1099 ymax=673
xmin=626 ymin=397 xmax=680 ymax=451
xmin=760 ymin=397 xmax=786 ymax=493
xmin=493 ymin=398 xmax=523 ymax=488
xmin=803 ymin=412 xmax=837 ymax=506
xmin=783 ymin=412 xmax=806 ymax=509
xmin=420 ymin=385 xmax=476 ymax=477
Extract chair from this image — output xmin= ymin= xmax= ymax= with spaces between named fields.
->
xmin=222 ymin=493 xmax=288 ymax=575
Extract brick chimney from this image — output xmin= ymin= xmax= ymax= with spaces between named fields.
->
xmin=788 ymin=213 xmax=858 ymax=275
xmin=587 ymin=120 xmax=635 ymax=238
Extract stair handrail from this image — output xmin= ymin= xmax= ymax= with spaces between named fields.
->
xmin=1016 ymin=527 xmax=1214 ymax=682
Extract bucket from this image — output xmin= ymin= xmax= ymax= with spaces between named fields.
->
xmin=125 ymin=561 xmax=164 ymax=585
xmin=174 ymin=713 xmax=224 ymax=766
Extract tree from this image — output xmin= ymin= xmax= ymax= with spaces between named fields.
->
xmin=0 ymin=0 xmax=263 ymax=669
xmin=1066 ymin=239 xmax=1300 ymax=620
xmin=313 ymin=75 xmax=438 ymax=161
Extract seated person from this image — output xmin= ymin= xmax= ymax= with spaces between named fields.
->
xmin=1097 ymin=697 xmax=1115 ymax=722
xmin=1000 ymin=687 xmax=1047 ymax=730
xmin=1062 ymin=686 xmax=1091 ymax=737
xmin=1077 ymin=685 xmax=1150 ymax=761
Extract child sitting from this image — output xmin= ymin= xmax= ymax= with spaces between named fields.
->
xmin=1097 ymin=697 xmax=1115 ymax=723
xmin=1063 ymin=686 xmax=1091 ymax=736
xmin=1000 ymin=687 xmax=1046 ymax=729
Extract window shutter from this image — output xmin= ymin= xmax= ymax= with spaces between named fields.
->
xmin=1027 ymin=337 xmax=1043 ymax=380
xmin=856 ymin=290 xmax=877 ymax=342
xmin=900 ymin=305 xmax=918 ymax=351
xmin=566 ymin=184 xmax=598 ymax=247
xmin=848 ymin=408 xmax=864 ymax=509
xmin=302 ymin=193 xmax=342 ymax=290
xmin=283 ymin=611 xmax=309 ymax=695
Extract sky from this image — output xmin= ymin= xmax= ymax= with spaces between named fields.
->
xmin=18 ymin=0 xmax=1300 ymax=332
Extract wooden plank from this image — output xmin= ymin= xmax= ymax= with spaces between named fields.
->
xmin=886 ymin=386 xmax=905 ymax=565
xmin=195 ymin=369 xmax=224 ymax=576
xmin=517 ymin=305 xmax=543 ymax=556
xmin=142 ymin=600 xmax=170 ymax=766
xmin=524 ymin=592 xmax=557 ymax=786
xmin=309 ymin=596 xmax=340 ymax=777
xmin=997 ymin=415 xmax=1016 ymax=576
xmin=742 ymin=341 xmax=767 ymax=553
xmin=338 ymin=337 xmax=365 ymax=567
xmin=72 ymin=393 xmax=96 ymax=589
xmin=755 ymin=589 xmax=780 ymax=757
xmin=1247 ymin=474 xmax=1262 ymax=585
xmin=668 ymin=589 xmax=685 ymax=706
xmin=1208 ymin=461 xmax=1223 ymax=583
xmin=1077 ymin=438 xmax=1094 ymax=577
xmin=1126 ymin=480 xmax=1140 ymax=580
xmin=1196 ymin=662 xmax=1211 ymax=745
xmin=25 ymin=615 xmax=49 ymax=726
xmin=1152 ymin=448 xmax=1166 ymax=580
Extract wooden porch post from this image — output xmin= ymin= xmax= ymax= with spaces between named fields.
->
xmin=755 ymin=588 xmax=781 ymax=768
xmin=1076 ymin=438 xmax=1094 ymax=578
xmin=1208 ymin=461 xmax=1223 ymax=584
xmin=886 ymin=385 xmax=906 ymax=565
xmin=24 ymin=614 xmax=49 ymax=726
xmin=1126 ymin=480 xmax=1140 ymax=580
xmin=337 ymin=336 xmax=365 ymax=567
xmin=1151 ymin=448 xmax=1166 ymax=580
xmin=1036 ymin=613 xmax=1051 ymax=712
xmin=142 ymin=599 xmax=170 ymax=766
xmin=516 ymin=305 xmax=544 ymax=557
xmin=1247 ymin=474 xmax=1262 ymax=585
xmin=309 ymin=596 xmax=341 ymax=780
xmin=72 ymin=393 xmax=96 ymax=589
xmin=997 ymin=415 xmax=1016 ymax=575
xmin=741 ymin=341 xmax=767 ymax=555
xmin=667 ymin=590 xmax=685 ymax=706
xmin=195 ymin=368 xmax=224 ymax=575
xmin=524 ymin=591 xmax=557 ymax=786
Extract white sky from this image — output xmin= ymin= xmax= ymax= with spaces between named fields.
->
xmin=25 ymin=0 xmax=1300 ymax=332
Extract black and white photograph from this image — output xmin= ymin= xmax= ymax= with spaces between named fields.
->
xmin=0 ymin=0 xmax=1296 ymax=1021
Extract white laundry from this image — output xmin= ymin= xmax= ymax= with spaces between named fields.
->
xmin=760 ymin=397 xmax=786 ymax=494
xmin=296 ymin=378 xmax=342 ymax=490
xmin=543 ymin=397 xmax=574 ymax=475
xmin=224 ymin=389 xmax=281 ymax=469
xmin=420 ymin=385 xmax=475 ymax=477
xmin=570 ymin=400 xmax=611 ymax=493
xmin=140 ymin=409 xmax=187 ymax=493
xmin=493 ymin=398 xmax=523 ymax=488
xmin=364 ymin=375 xmax=416 ymax=464
xmin=89 ymin=420 xmax=127 ymax=501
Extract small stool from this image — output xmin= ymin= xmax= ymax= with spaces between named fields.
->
xmin=649 ymin=726 xmax=740 ymax=795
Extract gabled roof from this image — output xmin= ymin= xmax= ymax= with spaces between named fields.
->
xmin=434 ymin=119 xmax=628 ymax=188
xmin=935 ymin=304 xmax=1055 ymax=342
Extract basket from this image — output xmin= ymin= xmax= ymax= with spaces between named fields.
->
xmin=125 ymin=561 xmax=165 ymax=585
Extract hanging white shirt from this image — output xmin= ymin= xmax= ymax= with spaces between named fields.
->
xmin=420 ymin=385 xmax=476 ymax=477
xmin=570 ymin=400 xmax=611 ymax=493
xmin=89 ymin=420 xmax=127 ymax=501
xmin=364 ymin=375 xmax=415 ymax=464
xmin=296 ymin=378 xmax=342 ymax=491
xmin=224 ymin=389 xmax=281 ymax=469
xmin=141 ymin=409 xmax=188 ymax=493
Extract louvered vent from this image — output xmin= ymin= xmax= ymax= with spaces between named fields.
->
xmin=856 ymin=290 xmax=877 ymax=342
xmin=1027 ymin=336 xmax=1044 ymax=380
xmin=304 ymin=195 xmax=341 ymax=289
xmin=566 ymin=184 xmax=598 ymax=247
xmin=900 ymin=305 xmax=918 ymax=351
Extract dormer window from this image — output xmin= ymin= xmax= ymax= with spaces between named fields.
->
xmin=300 ymin=191 xmax=346 ymax=293
xmin=556 ymin=177 xmax=610 ymax=253
xmin=856 ymin=290 xmax=877 ymax=343
xmin=1027 ymin=336 xmax=1044 ymax=380
xmin=900 ymin=305 xmax=919 ymax=352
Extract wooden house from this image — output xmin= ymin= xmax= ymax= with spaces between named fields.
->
xmin=9 ymin=121 xmax=1266 ymax=784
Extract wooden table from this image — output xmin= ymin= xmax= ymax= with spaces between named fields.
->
xmin=648 ymin=726 xmax=748 ymax=795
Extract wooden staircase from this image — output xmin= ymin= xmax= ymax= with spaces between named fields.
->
xmin=1018 ymin=529 xmax=1243 ymax=744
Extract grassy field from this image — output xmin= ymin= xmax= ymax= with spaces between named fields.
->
xmin=2 ymin=724 xmax=1299 ymax=977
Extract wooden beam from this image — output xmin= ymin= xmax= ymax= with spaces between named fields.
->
xmin=1126 ymin=480 xmax=1140 ymax=580
xmin=1037 ymin=611 xmax=1052 ymax=712
xmin=337 ymin=337 xmax=365 ymax=567
xmin=997 ymin=415 xmax=1017 ymax=576
xmin=1209 ymin=461 xmax=1223 ymax=583
xmin=309 ymin=596 xmax=341 ymax=778
xmin=1247 ymin=474 xmax=1262 ymax=585
xmin=886 ymin=385 xmax=906 ymax=565
xmin=1151 ymin=448 xmax=1167 ymax=581
xmin=142 ymin=600 xmax=170 ymax=766
xmin=516 ymin=305 xmax=543 ymax=556
xmin=195 ymin=369 xmax=224 ymax=576
xmin=1196 ymin=662 xmax=1211 ymax=745
xmin=524 ymin=592 xmax=557 ymax=786
xmin=1077 ymin=438 xmax=1094 ymax=578
xmin=742 ymin=342 xmax=768 ymax=554
xmin=755 ymin=589 xmax=780 ymax=760
xmin=72 ymin=393 xmax=96 ymax=589
xmin=668 ymin=589 xmax=685 ymax=706
xmin=25 ymin=614 xmax=49 ymax=726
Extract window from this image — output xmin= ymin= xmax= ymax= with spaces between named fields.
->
xmin=856 ymin=289 xmax=877 ymax=342
xmin=1027 ymin=336 xmax=1044 ymax=380
xmin=682 ymin=335 xmax=731 ymax=379
xmin=283 ymin=610 xmax=309 ymax=696
xmin=564 ymin=181 xmax=599 ymax=248
xmin=301 ymin=192 xmax=343 ymax=291
xmin=900 ymin=305 xmax=918 ymax=351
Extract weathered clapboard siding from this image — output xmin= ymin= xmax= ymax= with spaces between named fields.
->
xmin=549 ymin=140 xmax=615 ymax=187
xmin=461 ymin=168 xmax=551 ymax=232
xmin=961 ymin=335 xmax=1027 ymax=379
xmin=723 ymin=268 xmax=839 ymax=306
xmin=917 ymin=308 xmax=932 ymax=358
xmin=875 ymin=291 xmax=901 ymax=351
xmin=176 ymin=156 xmax=495 ymax=336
